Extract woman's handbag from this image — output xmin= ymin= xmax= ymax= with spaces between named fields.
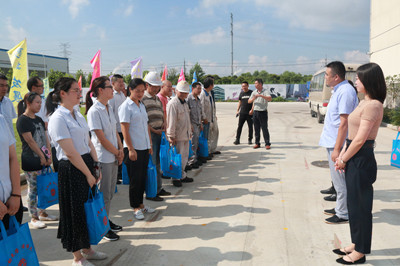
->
xmin=0 ymin=216 xmax=39 ymax=266
xmin=391 ymin=132 xmax=400 ymax=168
xmin=198 ymin=131 xmax=209 ymax=157
xmin=160 ymin=132 xmax=170 ymax=173
xmin=37 ymin=167 xmax=59 ymax=209
xmin=84 ymin=185 xmax=110 ymax=245
xmin=146 ymin=157 xmax=158 ymax=198
xmin=163 ymin=146 xmax=182 ymax=179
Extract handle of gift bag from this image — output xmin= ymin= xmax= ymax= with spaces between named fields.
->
xmin=0 ymin=216 xmax=20 ymax=240
xmin=87 ymin=184 xmax=99 ymax=199
xmin=396 ymin=132 xmax=400 ymax=141
xmin=148 ymin=156 xmax=155 ymax=168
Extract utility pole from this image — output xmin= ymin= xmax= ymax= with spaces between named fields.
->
xmin=59 ymin=42 xmax=71 ymax=74
xmin=231 ymin=13 xmax=233 ymax=76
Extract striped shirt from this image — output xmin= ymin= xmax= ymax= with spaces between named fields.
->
xmin=142 ymin=91 xmax=164 ymax=130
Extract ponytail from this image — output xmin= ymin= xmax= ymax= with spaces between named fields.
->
xmin=85 ymin=90 xmax=94 ymax=114
xmin=85 ymin=76 xmax=109 ymax=114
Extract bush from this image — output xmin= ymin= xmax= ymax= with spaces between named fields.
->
xmin=271 ymin=96 xmax=286 ymax=102
xmin=391 ymin=108 xmax=400 ymax=126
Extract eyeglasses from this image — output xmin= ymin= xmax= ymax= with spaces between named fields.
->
xmin=0 ymin=84 xmax=8 ymax=88
xmin=35 ymin=84 xmax=44 ymax=88
xmin=69 ymin=88 xmax=81 ymax=93
xmin=104 ymin=86 xmax=113 ymax=89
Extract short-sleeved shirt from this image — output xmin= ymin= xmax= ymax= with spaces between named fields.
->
xmin=87 ymin=101 xmax=118 ymax=163
xmin=142 ymin=91 xmax=164 ymax=130
xmin=239 ymin=89 xmax=253 ymax=114
xmin=16 ymin=115 xmax=47 ymax=171
xmin=348 ymin=99 xmax=383 ymax=140
xmin=250 ymin=88 xmax=271 ymax=111
xmin=118 ymin=98 xmax=151 ymax=151
xmin=157 ymin=93 xmax=169 ymax=114
xmin=36 ymin=98 xmax=48 ymax=123
xmin=108 ymin=90 xmax=126 ymax=133
xmin=0 ymin=96 xmax=17 ymax=138
xmin=187 ymin=94 xmax=202 ymax=125
xmin=319 ymin=80 xmax=358 ymax=148
xmin=0 ymin=114 xmax=15 ymax=203
xmin=48 ymin=105 xmax=91 ymax=161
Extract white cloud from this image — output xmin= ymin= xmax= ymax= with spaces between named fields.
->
xmin=124 ymin=4 xmax=134 ymax=16
xmin=5 ymin=17 xmax=27 ymax=43
xmin=190 ymin=27 xmax=227 ymax=45
xmin=63 ymin=0 xmax=90 ymax=19
xmin=81 ymin=23 xmax=106 ymax=40
xmin=344 ymin=50 xmax=369 ymax=63
xmin=112 ymin=60 xmax=130 ymax=74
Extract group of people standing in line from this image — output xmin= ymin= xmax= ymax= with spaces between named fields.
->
xmin=318 ymin=61 xmax=386 ymax=265
xmin=0 ymin=71 xmax=222 ymax=266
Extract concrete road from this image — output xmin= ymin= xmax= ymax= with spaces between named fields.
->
xmin=22 ymin=102 xmax=400 ymax=265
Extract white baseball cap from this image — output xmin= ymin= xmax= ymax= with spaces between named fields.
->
xmin=176 ymin=81 xmax=190 ymax=93
xmin=144 ymin=71 xmax=162 ymax=86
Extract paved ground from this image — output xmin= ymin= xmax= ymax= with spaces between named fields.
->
xmin=22 ymin=102 xmax=400 ymax=265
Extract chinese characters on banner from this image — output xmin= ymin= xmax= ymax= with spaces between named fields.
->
xmin=43 ymin=77 xmax=50 ymax=98
xmin=7 ymin=39 xmax=28 ymax=110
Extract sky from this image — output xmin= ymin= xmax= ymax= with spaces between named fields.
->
xmin=0 ymin=0 xmax=371 ymax=77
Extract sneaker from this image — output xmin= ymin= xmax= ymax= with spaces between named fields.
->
xmin=253 ymin=144 xmax=260 ymax=149
xmin=324 ymin=208 xmax=336 ymax=216
xmin=181 ymin=177 xmax=194 ymax=183
xmin=81 ymin=250 xmax=107 ymax=260
xmin=146 ymin=195 xmax=164 ymax=201
xmin=173 ymin=179 xmax=182 ymax=187
xmin=325 ymin=215 xmax=348 ymax=224
xmin=141 ymin=206 xmax=155 ymax=213
xmin=233 ymin=140 xmax=240 ymax=145
xmin=265 ymin=145 xmax=271 ymax=150
xmin=134 ymin=209 xmax=145 ymax=220
xmin=109 ymin=220 xmax=122 ymax=232
xmin=72 ymin=258 xmax=94 ymax=266
xmin=324 ymin=194 xmax=337 ymax=201
xmin=30 ymin=219 xmax=47 ymax=229
xmin=39 ymin=213 xmax=58 ymax=221
xmin=158 ymin=189 xmax=171 ymax=196
xmin=104 ymin=230 xmax=120 ymax=241
xmin=320 ymin=186 xmax=336 ymax=194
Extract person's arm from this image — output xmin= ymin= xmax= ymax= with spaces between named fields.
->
xmin=45 ymin=131 xmax=52 ymax=166
xmin=236 ymin=100 xmax=241 ymax=115
xmin=331 ymin=114 xmax=349 ymax=162
xmin=121 ymin=122 xmax=137 ymax=161
xmin=166 ymin=103 xmax=177 ymax=145
xmin=248 ymin=92 xmax=255 ymax=104
xmin=116 ymin=130 xmax=123 ymax=165
xmin=148 ymin=125 xmax=153 ymax=155
xmin=6 ymin=144 xmax=21 ymax=215
xmin=57 ymin=138 xmax=97 ymax=187
xmin=21 ymin=132 xmax=47 ymax=166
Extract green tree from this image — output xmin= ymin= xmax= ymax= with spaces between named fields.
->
xmin=29 ymin=70 xmax=39 ymax=78
xmin=123 ymin=74 xmax=131 ymax=85
xmin=75 ymin=69 xmax=87 ymax=87
xmin=6 ymin=68 xmax=13 ymax=88
xmin=189 ymin=62 xmax=206 ymax=83
xmin=168 ymin=68 xmax=179 ymax=85
xmin=86 ymin=72 xmax=92 ymax=87
xmin=47 ymin=69 xmax=65 ymax=88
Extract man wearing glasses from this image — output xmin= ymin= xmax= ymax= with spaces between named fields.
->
xmin=0 ymin=74 xmax=17 ymax=139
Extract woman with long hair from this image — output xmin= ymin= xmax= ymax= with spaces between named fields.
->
xmin=86 ymin=76 xmax=123 ymax=241
xmin=118 ymin=78 xmax=155 ymax=220
xmin=334 ymin=63 xmax=387 ymax=264
xmin=16 ymin=92 xmax=54 ymax=229
xmin=47 ymin=77 xmax=106 ymax=266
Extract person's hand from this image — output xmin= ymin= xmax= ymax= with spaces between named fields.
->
xmin=236 ymin=110 xmax=239 ymax=115
xmin=6 ymin=196 xmax=20 ymax=216
xmin=0 ymin=201 xmax=8 ymax=220
xmin=86 ymin=174 xmax=97 ymax=188
xmin=129 ymin=149 xmax=137 ymax=161
xmin=335 ymin=158 xmax=346 ymax=172
xmin=149 ymin=147 xmax=153 ymax=155
xmin=203 ymin=119 xmax=208 ymax=124
xmin=117 ymin=149 xmax=124 ymax=165
xmin=40 ymin=156 xmax=47 ymax=166
xmin=46 ymin=157 xmax=52 ymax=166
xmin=249 ymin=110 xmax=253 ymax=115
xmin=331 ymin=149 xmax=340 ymax=162
xmin=169 ymin=138 xmax=176 ymax=146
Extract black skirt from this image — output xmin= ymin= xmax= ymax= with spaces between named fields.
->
xmin=57 ymin=153 xmax=94 ymax=252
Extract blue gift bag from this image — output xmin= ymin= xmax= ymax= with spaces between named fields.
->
xmin=188 ymin=140 xmax=194 ymax=159
xmin=122 ymin=162 xmax=129 ymax=185
xmin=160 ymin=132 xmax=170 ymax=173
xmin=84 ymin=185 xmax=110 ymax=245
xmin=146 ymin=157 xmax=158 ymax=198
xmin=0 ymin=216 xmax=39 ymax=266
xmin=37 ymin=166 xmax=59 ymax=209
xmin=391 ymin=132 xmax=400 ymax=168
xmin=163 ymin=146 xmax=182 ymax=179
xmin=198 ymin=131 xmax=209 ymax=158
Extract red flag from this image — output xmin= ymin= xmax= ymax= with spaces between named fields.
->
xmin=161 ymin=65 xmax=168 ymax=81
xmin=178 ymin=67 xmax=185 ymax=83
xmin=78 ymin=75 xmax=82 ymax=89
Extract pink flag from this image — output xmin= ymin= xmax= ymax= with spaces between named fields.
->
xmin=90 ymin=49 xmax=101 ymax=90
xmin=78 ymin=75 xmax=82 ymax=89
xmin=178 ymin=67 xmax=185 ymax=83
xmin=161 ymin=65 xmax=168 ymax=81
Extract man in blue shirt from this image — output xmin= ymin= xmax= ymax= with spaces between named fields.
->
xmin=319 ymin=61 xmax=358 ymax=224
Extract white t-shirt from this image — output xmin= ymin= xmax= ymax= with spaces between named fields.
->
xmin=0 ymin=114 xmax=16 ymax=203
xmin=48 ymin=105 xmax=91 ymax=160
xmin=0 ymin=96 xmax=17 ymax=139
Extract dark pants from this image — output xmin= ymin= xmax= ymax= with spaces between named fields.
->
xmin=52 ymin=146 xmax=59 ymax=172
xmin=1 ymin=198 xmax=23 ymax=230
xmin=253 ymin=110 xmax=270 ymax=146
xmin=117 ymin=132 xmax=124 ymax=179
xmin=345 ymin=139 xmax=376 ymax=254
xmin=235 ymin=113 xmax=253 ymax=141
xmin=124 ymin=148 xmax=149 ymax=209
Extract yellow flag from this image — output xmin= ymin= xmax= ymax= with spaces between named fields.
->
xmin=7 ymin=39 xmax=29 ymax=110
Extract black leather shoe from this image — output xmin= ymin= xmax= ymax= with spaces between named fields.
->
xmin=173 ymin=179 xmax=182 ymax=187
xmin=158 ymin=189 xmax=171 ymax=196
xmin=23 ymin=206 xmax=28 ymax=212
xmin=324 ymin=194 xmax=337 ymax=201
xmin=199 ymin=157 xmax=207 ymax=163
xmin=324 ymin=208 xmax=336 ymax=216
xmin=332 ymin=248 xmax=347 ymax=256
xmin=181 ymin=177 xmax=194 ymax=183
xmin=195 ymin=160 xmax=203 ymax=166
xmin=233 ymin=140 xmax=240 ymax=145
xmin=325 ymin=215 xmax=348 ymax=224
xmin=321 ymin=186 xmax=336 ymax=194
xmin=206 ymin=155 xmax=213 ymax=160
xmin=190 ymin=163 xmax=199 ymax=169
xmin=185 ymin=165 xmax=192 ymax=171
xmin=336 ymin=255 xmax=366 ymax=264
xmin=146 ymin=196 xmax=164 ymax=201
xmin=212 ymin=151 xmax=221 ymax=155
xmin=248 ymin=140 xmax=252 ymax=144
